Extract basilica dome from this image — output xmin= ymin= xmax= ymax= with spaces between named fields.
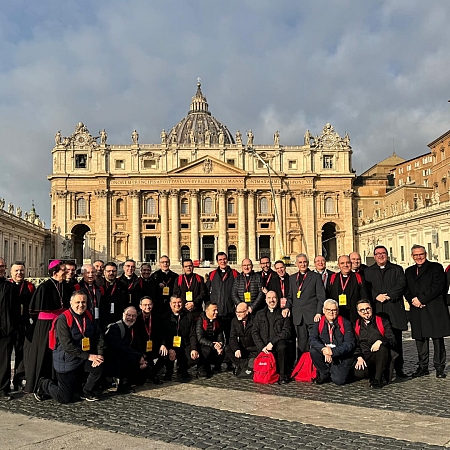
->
xmin=167 ymin=81 xmax=235 ymax=145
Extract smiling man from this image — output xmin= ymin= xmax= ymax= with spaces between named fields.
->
xmin=405 ymin=245 xmax=450 ymax=378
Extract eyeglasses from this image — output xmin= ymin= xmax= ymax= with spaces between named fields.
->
xmin=141 ymin=304 xmax=152 ymax=308
xmin=412 ymin=253 xmax=426 ymax=258
xmin=374 ymin=252 xmax=387 ymax=256
xmin=358 ymin=307 xmax=372 ymax=313
xmin=324 ymin=308 xmax=338 ymax=313
xmin=125 ymin=313 xmax=137 ymax=318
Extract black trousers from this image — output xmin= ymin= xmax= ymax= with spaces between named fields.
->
xmin=310 ymin=346 xmax=353 ymax=385
xmin=354 ymin=345 xmax=390 ymax=382
xmin=13 ymin=325 xmax=26 ymax=386
xmin=271 ymin=340 xmax=289 ymax=377
xmin=43 ymin=360 xmax=103 ymax=404
xmin=295 ymin=321 xmax=313 ymax=355
xmin=415 ymin=337 xmax=446 ymax=371
xmin=392 ymin=327 xmax=404 ymax=374
xmin=225 ymin=344 xmax=258 ymax=367
xmin=164 ymin=346 xmax=199 ymax=376
xmin=200 ymin=345 xmax=224 ymax=371
xmin=0 ymin=335 xmax=14 ymax=394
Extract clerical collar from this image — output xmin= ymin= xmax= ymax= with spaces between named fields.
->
xmin=221 ymin=269 xmax=226 ymax=272
xmin=342 ymin=274 xmax=348 ymax=277
xmin=268 ymin=308 xmax=274 ymax=312
xmin=163 ymin=270 xmax=170 ymax=274
xmin=379 ymin=266 xmax=385 ymax=269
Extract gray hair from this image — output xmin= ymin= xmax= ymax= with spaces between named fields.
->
xmin=295 ymin=253 xmax=309 ymax=263
xmin=411 ymin=244 xmax=426 ymax=253
xmin=81 ymin=263 xmax=94 ymax=274
xmin=323 ymin=299 xmax=339 ymax=309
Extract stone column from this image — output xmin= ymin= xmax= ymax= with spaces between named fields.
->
xmin=129 ymin=190 xmax=141 ymax=260
xmin=301 ymin=189 xmax=316 ymax=257
xmin=218 ymin=190 xmax=227 ymax=253
xmin=237 ymin=189 xmax=247 ymax=262
xmin=190 ymin=190 xmax=199 ymax=262
xmin=94 ymin=190 xmax=109 ymax=261
xmin=170 ymin=190 xmax=180 ymax=263
xmin=274 ymin=190 xmax=283 ymax=259
xmin=247 ymin=190 xmax=256 ymax=262
xmin=160 ymin=191 xmax=169 ymax=257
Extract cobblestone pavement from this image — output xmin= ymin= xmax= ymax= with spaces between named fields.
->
xmin=0 ymin=335 xmax=449 ymax=449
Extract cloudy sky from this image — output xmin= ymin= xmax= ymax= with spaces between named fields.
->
xmin=1 ymin=0 xmax=449 ymax=223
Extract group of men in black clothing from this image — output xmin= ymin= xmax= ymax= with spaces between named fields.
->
xmin=1 ymin=242 xmax=450 ymax=403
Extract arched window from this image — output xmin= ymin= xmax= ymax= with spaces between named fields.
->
xmin=204 ymin=197 xmax=213 ymax=214
xmin=324 ymin=197 xmax=334 ymax=214
xmin=259 ymin=197 xmax=269 ymax=214
xmin=116 ymin=198 xmax=124 ymax=216
xmin=227 ymin=198 xmax=235 ymax=215
xmin=290 ymin=237 xmax=298 ymax=254
xmin=181 ymin=198 xmax=189 ymax=215
xmin=76 ymin=198 xmax=86 ymax=216
xmin=116 ymin=239 xmax=123 ymax=255
xmin=145 ymin=198 xmax=156 ymax=215
xmin=289 ymin=198 xmax=297 ymax=215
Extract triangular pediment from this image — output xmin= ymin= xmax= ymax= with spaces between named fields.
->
xmin=168 ymin=155 xmax=247 ymax=176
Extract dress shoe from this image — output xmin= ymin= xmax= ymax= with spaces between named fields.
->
xmin=278 ymin=376 xmax=289 ymax=385
xmin=411 ymin=367 xmax=429 ymax=378
xmin=314 ymin=376 xmax=331 ymax=385
xmin=1 ymin=392 xmax=13 ymax=401
xmin=164 ymin=372 xmax=173 ymax=382
xmin=370 ymin=379 xmax=383 ymax=389
xmin=33 ymin=377 xmax=46 ymax=402
xmin=395 ymin=371 xmax=409 ymax=379
xmin=152 ymin=375 xmax=163 ymax=385
xmin=436 ymin=370 xmax=447 ymax=378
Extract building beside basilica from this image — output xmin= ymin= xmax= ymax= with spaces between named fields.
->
xmin=49 ymin=82 xmax=355 ymax=266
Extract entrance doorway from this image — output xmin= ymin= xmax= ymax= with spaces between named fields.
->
xmin=322 ymin=222 xmax=337 ymax=261
xmin=258 ymin=235 xmax=271 ymax=259
xmin=181 ymin=245 xmax=190 ymax=261
xmin=202 ymin=236 xmax=214 ymax=262
xmin=144 ymin=237 xmax=157 ymax=263
xmin=228 ymin=245 xmax=237 ymax=264
xmin=71 ymin=224 xmax=90 ymax=264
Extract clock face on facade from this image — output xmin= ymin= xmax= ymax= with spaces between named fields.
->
xmin=322 ymin=135 xmax=335 ymax=147
xmin=78 ymin=136 xmax=85 ymax=143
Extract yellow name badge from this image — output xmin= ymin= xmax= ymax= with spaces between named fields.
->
xmin=163 ymin=286 xmax=170 ymax=296
xmin=244 ymin=292 xmax=251 ymax=303
xmin=173 ymin=336 xmax=181 ymax=348
xmin=82 ymin=337 xmax=90 ymax=351
xmin=146 ymin=340 xmax=153 ymax=352
xmin=186 ymin=291 xmax=193 ymax=302
xmin=297 ymin=290 xmax=301 ymax=298
xmin=339 ymin=294 xmax=347 ymax=306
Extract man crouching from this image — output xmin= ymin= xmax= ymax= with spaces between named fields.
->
xmin=34 ymin=291 xmax=105 ymax=403
xmin=309 ymin=299 xmax=355 ymax=385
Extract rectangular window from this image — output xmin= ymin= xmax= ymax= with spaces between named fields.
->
xmin=407 ymin=165 xmax=411 ymax=171
xmin=260 ymin=223 xmax=269 ymax=229
xmin=75 ymin=154 xmax=87 ymax=169
xmin=180 ymin=159 xmax=188 ymax=167
xmin=181 ymin=223 xmax=189 ymax=229
xmin=323 ymin=156 xmax=333 ymax=169
xmin=389 ymin=247 xmax=393 ymax=259
xmin=227 ymin=159 xmax=235 ymax=166
xmin=143 ymin=159 xmax=156 ymax=169
xmin=257 ymin=160 xmax=265 ymax=169
xmin=400 ymin=246 xmax=405 ymax=261
xmin=145 ymin=224 xmax=156 ymax=230
xmin=228 ymin=223 xmax=236 ymax=229
xmin=358 ymin=210 xmax=363 ymax=218
xmin=115 ymin=159 xmax=125 ymax=170
xmin=445 ymin=241 xmax=449 ymax=260
xmin=424 ymin=179 xmax=428 ymax=187
xmin=288 ymin=160 xmax=297 ymax=170
xmin=374 ymin=200 xmax=379 ymax=205
xmin=427 ymin=243 xmax=432 ymax=256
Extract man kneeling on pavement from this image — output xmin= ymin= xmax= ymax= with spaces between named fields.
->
xmin=225 ymin=302 xmax=258 ymax=375
xmin=34 ymin=291 xmax=105 ymax=403
xmin=354 ymin=300 xmax=396 ymax=388
xmin=252 ymin=291 xmax=292 ymax=384
xmin=309 ymin=299 xmax=355 ymax=385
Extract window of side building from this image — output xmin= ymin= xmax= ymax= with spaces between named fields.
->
xmin=75 ymin=154 xmax=87 ymax=169
xmin=115 ymin=159 xmax=125 ymax=170
xmin=143 ymin=159 xmax=157 ymax=169
xmin=288 ymin=160 xmax=297 ymax=170
xmin=323 ymin=155 xmax=333 ymax=169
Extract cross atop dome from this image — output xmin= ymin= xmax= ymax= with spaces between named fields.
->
xmin=190 ymin=78 xmax=209 ymax=114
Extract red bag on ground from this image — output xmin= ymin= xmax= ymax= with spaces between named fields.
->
xmin=291 ymin=352 xmax=317 ymax=382
xmin=253 ymin=352 xmax=279 ymax=384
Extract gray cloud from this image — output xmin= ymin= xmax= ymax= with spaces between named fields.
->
xmin=1 ymin=0 xmax=449 ymax=222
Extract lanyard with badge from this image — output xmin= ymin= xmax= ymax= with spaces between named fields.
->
xmin=339 ymin=274 xmax=350 ymax=306
xmin=108 ymin=282 xmax=117 ymax=314
xmin=73 ymin=313 xmax=90 ymax=351
xmin=184 ymin=275 xmax=194 ymax=302
xmin=86 ymin=285 xmax=100 ymax=319
xmin=51 ymin=279 xmax=65 ymax=309
xmin=296 ymin=272 xmax=307 ymax=298
xmin=263 ymin=272 xmax=272 ymax=287
xmin=162 ymin=278 xmax=172 ymax=296
xmin=173 ymin=314 xmax=181 ymax=348
xmin=144 ymin=314 xmax=153 ymax=352
xmin=244 ymin=275 xmax=252 ymax=303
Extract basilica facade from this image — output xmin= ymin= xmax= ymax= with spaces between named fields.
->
xmin=49 ymin=82 xmax=355 ymax=266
